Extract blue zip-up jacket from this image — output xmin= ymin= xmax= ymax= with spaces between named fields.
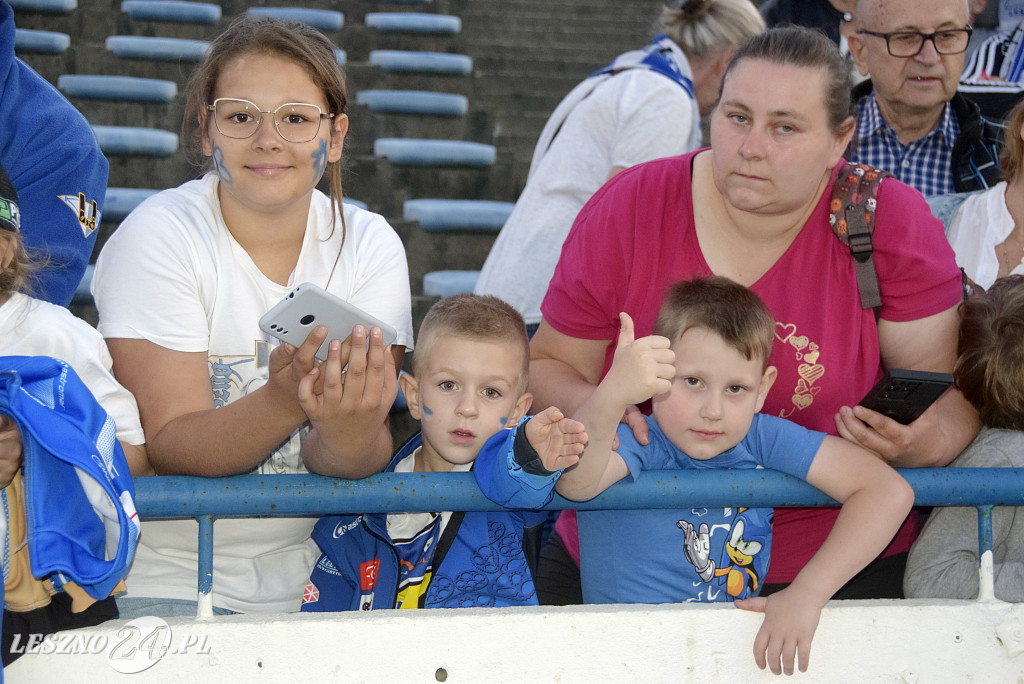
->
xmin=0 ymin=356 xmax=139 ymax=601
xmin=301 ymin=420 xmax=559 ymax=611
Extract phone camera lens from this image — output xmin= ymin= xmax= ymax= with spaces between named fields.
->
xmin=300 ymin=314 xmax=315 ymax=325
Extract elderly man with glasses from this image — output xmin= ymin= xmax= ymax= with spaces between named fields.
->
xmin=846 ymin=0 xmax=1003 ymax=195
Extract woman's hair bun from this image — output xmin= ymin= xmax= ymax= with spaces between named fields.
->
xmin=677 ymin=0 xmax=712 ymax=20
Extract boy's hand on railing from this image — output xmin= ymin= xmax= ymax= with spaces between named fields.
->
xmin=526 ymin=406 xmax=588 ymax=472
xmin=604 ymin=313 xmax=675 ymax=409
xmin=735 ymin=587 xmax=824 ymax=675
xmin=0 ymin=415 xmax=22 ymax=488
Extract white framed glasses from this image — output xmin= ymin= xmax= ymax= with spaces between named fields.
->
xmin=206 ymin=98 xmax=335 ymax=143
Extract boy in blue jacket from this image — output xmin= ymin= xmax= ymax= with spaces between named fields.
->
xmin=301 ymin=294 xmax=587 ymax=610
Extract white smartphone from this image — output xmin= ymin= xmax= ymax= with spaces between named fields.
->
xmin=258 ymin=283 xmax=398 ymax=361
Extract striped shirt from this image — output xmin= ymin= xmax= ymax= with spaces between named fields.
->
xmin=851 ymin=91 xmax=960 ymax=196
xmin=963 ymin=23 xmax=1024 ymax=83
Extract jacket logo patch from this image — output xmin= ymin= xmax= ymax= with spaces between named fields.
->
xmin=302 ymin=581 xmax=319 ymax=604
xmin=333 ymin=518 xmax=361 ymax=538
xmin=0 ymin=196 xmax=20 ymax=232
xmin=360 ymin=559 xmax=380 ymax=591
xmin=58 ymin=192 xmax=101 ymax=238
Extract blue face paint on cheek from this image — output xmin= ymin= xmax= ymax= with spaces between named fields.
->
xmin=421 ymin=404 xmax=433 ymax=418
xmin=499 ymin=416 xmax=508 ymax=426
xmin=212 ymin=146 xmax=232 ymax=183
xmin=311 ymin=139 xmax=328 ymax=180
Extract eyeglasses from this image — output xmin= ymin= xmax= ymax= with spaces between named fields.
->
xmin=856 ymin=28 xmax=972 ymax=57
xmin=206 ymin=98 xmax=335 ymax=143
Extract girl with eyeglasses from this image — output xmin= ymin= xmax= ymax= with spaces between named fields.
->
xmin=92 ymin=14 xmax=413 ymax=618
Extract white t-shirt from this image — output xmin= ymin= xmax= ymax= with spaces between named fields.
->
xmin=474 ymin=45 xmax=701 ymax=324
xmin=946 ymin=182 xmax=1024 ymax=289
xmin=0 ymin=292 xmax=144 ymax=446
xmin=92 ymin=173 xmax=414 ymax=613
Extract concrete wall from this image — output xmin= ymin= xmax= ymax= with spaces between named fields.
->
xmin=8 ymin=599 xmax=1024 ymax=682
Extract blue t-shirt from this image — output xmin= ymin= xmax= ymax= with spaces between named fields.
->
xmin=579 ymin=413 xmax=825 ymax=604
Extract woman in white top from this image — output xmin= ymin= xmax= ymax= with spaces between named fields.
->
xmin=473 ymin=0 xmax=765 ymax=329
xmin=92 ymin=15 xmax=414 ymax=616
xmin=941 ymin=97 xmax=1024 ymax=288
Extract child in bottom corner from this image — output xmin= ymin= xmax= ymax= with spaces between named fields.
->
xmin=301 ymin=294 xmax=587 ymax=611
xmin=0 ymin=164 xmax=151 ymax=664
xmin=904 ymin=274 xmax=1024 ymax=602
xmin=556 ymin=276 xmax=914 ymax=675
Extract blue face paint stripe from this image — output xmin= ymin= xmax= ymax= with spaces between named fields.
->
xmin=311 ymin=139 xmax=328 ymax=180
xmin=499 ymin=416 xmax=508 ymax=426
xmin=212 ymin=146 xmax=232 ymax=183
xmin=421 ymin=404 xmax=433 ymax=416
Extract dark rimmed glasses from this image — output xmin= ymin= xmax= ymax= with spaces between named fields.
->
xmin=857 ymin=27 xmax=973 ymax=58
xmin=207 ymin=98 xmax=335 ymax=143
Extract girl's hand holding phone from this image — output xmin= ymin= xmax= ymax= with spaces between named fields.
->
xmin=297 ymin=324 xmax=397 ymax=451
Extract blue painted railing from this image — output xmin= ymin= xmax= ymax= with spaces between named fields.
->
xmin=131 ymin=468 xmax=1024 ymax=616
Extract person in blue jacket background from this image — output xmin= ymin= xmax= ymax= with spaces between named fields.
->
xmin=0 ymin=0 xmax=108 ymax=306
xmin=301 ymin=294 xmax=587 ymax=611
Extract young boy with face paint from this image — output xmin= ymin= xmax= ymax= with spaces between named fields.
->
xmin=302 ymin=294 xmax=587 ymax=611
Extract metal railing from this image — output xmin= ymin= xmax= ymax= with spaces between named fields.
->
xmin=132 ymin=468 xmax=1024 ymax=617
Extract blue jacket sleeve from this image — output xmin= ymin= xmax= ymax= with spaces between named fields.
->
xmin=474 ymin=418 xmax=561 ymax=510
xmin=1 ymin=7 xmax=107 ymax=306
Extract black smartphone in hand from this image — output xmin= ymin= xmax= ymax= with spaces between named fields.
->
xmin=858 ymin=368 xmax=955 ymax=425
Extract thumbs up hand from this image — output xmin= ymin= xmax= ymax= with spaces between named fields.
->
xmin=603 ymin=312 xmax=676 ymax=408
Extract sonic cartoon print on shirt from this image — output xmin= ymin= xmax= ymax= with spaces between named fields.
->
xmin=677 ymin=507 xmax=772 ymax=600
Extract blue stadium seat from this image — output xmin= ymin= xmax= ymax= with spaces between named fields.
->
xmin=105 ymin=35 xmax=210 ymax=61
xmin=13 ymin=28 xmax=69 ymax=53
xmin=335 ymin=49 xmax=347 ymax=66
xmin=246 ymin=7 xmax=344 ymax=31
xmin=356 ymin=90 xmax=468 ymax=116
xmin=423 ymin=270 xmax=480 ymax=298
xmin=369 ymin=50 xmax=472 ymax=75
xmin=364 ymin=12 xmax=460 ymax=35
xmin=8 ymin=0 xmax=76 ymax=11
xmin=103 ymin=187 xmax=160 ymax=222
xmin=92 ymin=126 xmax=179 ymax=157
xmin=121 ymin=1 xmax=220 ymax=23
xmin=374 ymin=139 xmax=496 ymax=167
xmin=403 ymin=199 xmax=513 ymax=231
xmin=58 ymin=75 xmax=177 ymax=102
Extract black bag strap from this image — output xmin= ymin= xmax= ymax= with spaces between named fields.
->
xmin=830 ymin=163 xmax=894 ymax=310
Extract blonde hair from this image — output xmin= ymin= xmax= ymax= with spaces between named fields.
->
xmin=659 ymin=0 xmax=766 ymax=59
xmin=1000 ymin=97 xmax=1024 ymax=184
xmin=0 ymin=230 xmax=41 ymax=299
xmin=415 ymin=294 xmax=530 ymax=393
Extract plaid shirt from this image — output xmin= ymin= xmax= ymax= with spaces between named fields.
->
xmin=850 ymin=92 xmax=960 ymax=197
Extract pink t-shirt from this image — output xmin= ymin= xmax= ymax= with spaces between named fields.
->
xmin=542 ymin=150 xmax=962 ymax=584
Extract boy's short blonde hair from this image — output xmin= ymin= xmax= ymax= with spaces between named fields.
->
xmin=414 ymin=294 xmax=530 ymax=393
xmin=654 ymin=276 xmax=774 ymax=368
xmin=955 ymin=275 xmax=1024 ymax=430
